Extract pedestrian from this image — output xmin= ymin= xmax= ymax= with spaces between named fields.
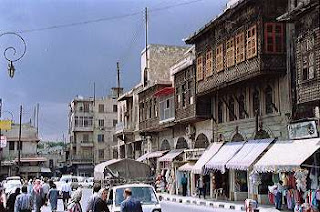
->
xmin=67 ymin=188 xmax=82 ymax=212
xmin=86 ymin=183 xmax=101 ymax=212
xmin=27 ymin=179 xmax=33 ymax=194
xmin=181 ymin=173 xmax=188 ymax=196
xmin=14 ymin=185 xmax=33 ymax=212
xmin=275 ymin=180 xmax=284 ymax=210
xmin=61 ymin=180 xmax=72 ymax=211
xmin=6 ymin=187 xmax=21 ymax=212
xmin=42 ymin=179 xmax=50 ymax=205
xmin=31 ymin=179 xmax=44 ymax=212
xmin=0 ymin=187 xmax=7 ymax=211
xmin=197 ymin=176 xmax=205 ymax=199
xmin=120 ymin=188 xmax=143 ymax=212
xmin=92 ymin=188 xmax=110 ymax=212
xmin=47 ymin=183 xmax=59 ymax=212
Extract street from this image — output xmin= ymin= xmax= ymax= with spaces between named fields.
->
xmin=41 ymin=188 xmax=91 ymax=212
xmin=160 ymin=201 xmax=241 ymax=212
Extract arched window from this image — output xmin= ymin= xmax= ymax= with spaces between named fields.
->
xmin=265 ymin=86 xmax=273 ymax=114
xmin=252 ymin=89 xmax=260 ymax=116
xmin=229 ymin=98 xmax=236 ymax=121
xmin=176 ymin=137 xmax=188 ymax=149
xmin=195 ymin=134 xmax=209 ymax=149
xmin=218 ymin=101 xmax=224 ymax=123
xmin=143 ymin=68 xmax=148 ymax=86
xmin=231 ymin=133 xmax=245 ymax=142
xmin=238 ymin=94 xmax=246 ymax=119
xmin=160 ymin=140 xmax=171 ymax=151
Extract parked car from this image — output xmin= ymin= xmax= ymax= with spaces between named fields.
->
xmin=107 ymin=184 xmax=161 ymax=212
xmin=3 ymin=177 xmax=22 ymax=195
xmin=56 ymin=175 xmax=79 ymax=191
xmin=79 ymin=177 xmax=94 ymax=188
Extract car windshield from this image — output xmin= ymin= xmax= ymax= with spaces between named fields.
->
xmin=115 ymin=186 xmax=158 ymax=206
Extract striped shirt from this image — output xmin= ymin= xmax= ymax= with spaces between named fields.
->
xmin=14 ymin=193 xmax=33 ymax=212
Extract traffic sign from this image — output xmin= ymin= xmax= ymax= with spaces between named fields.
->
xmin=0 ymin=135 xmax=7 ymax=148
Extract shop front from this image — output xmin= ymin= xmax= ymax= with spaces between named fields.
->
xmin=225 ymin=138 xmax=274 ymax=201
xmin=253 ymin=138 xmax=320 ymax=210
xmin=136 ymin=150 xmax=168 ymax=173
xmin=191 ymin=142 xmax=223 ymax=198
xmin=205 ymin=141 xmax=245 ymax=200
xmin=158 ymin=149 xmax=184 ymax=194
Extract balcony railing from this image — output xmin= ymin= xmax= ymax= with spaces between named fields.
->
xmin=80 ymin=140 xmax=94 ymax=147
xmin=71 ymin=155 xmax=94 ymax=163
xmin=115 ymin=122 xmax=134 ymax=134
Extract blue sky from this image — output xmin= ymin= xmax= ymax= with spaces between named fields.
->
xmin=0 ymin=0 xmax=226 ymax=141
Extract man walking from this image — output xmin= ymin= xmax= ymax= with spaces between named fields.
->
xmin=14 ymin=186 xmax=33 ymax=212
xmin=120 ymin=188 xmax=143 ymax=212
xmin=61 ymin=180 xmax=72 ymax=211
xmin=86 ymin=183 xmax=101 ymax=212
xmin=181 ymin=173 xmax=188 ymax=196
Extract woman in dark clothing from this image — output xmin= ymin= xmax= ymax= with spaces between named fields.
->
xmin=93 ymin=188 xmax=110 ymax=212
xmin=6 ymin=187 xmax=21 ymax=212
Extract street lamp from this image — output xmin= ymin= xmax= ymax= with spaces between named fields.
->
xmin=0 ymin=32 xmax=26 ymax=78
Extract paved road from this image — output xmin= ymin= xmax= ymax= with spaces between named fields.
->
xmin=41 ymin=188 xmax=92 ymax=212
xmin=160 ymin=201 xmax=242 ymax=212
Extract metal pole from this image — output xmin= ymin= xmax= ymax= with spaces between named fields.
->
xmin=18 ymin=105 xmax=22 ymax=175
xmin=117 ymin=62 xmax=120 ymax=98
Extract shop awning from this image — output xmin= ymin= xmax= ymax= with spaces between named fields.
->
xmin=226 ymin=139 xmax=274 ymax=170
xmin=158 ymin=149 xmax=184 ymax=162
xmin=205 ymin=141 xmax=245 ymax=173
xmin=178 ymin=162 xmax=195 ymax=172
xmin=253 ymin=138 xmax=320 ymax=173
xmin=192 ymin=142 xmax=223 ymax=174
xmin=136 ymin=150 xmax=168 ymax=162
xmin=40 ymin=167 xmax=51 ymax=173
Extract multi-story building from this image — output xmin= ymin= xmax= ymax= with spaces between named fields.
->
xmin=0 ymin=123 xmax=44 ymax=179
xmin=68 ymin=88 xmax=121 ymax=176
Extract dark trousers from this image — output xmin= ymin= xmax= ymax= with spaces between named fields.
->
xmin=62 ymin=191 xmax=70 ymax=210
xmin=20 ymin=210 xmax=32 ymax=212
xmin=275 ymin=192 xmax=282 ymax=210
xmin=182 ymin=184 xmax=187 ymax=196
xmin=198 ymin=187 xmax=206 ymax=199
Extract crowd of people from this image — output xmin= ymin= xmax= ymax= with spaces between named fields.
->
xmin=0 ymin=178 xmax=144 ymax=212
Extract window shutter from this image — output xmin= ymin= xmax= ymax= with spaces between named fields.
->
xmin=226 ymin=38 xmax=235 ymax=67
xmin=247 ymin=25 xmax=257 ymax=59
xmin=206 ymin=50 xmax=213 ymax=76
xmin=196 ymin=56 xmax=203 ymax=81
xmin=236 ymin=32 xmax=245 ymax=64
xmin=216 ymin=44 xmax=224 ymax=72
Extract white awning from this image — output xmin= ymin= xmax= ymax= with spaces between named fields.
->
xmin=178 ymin=162 xmax=195 ymax=172
xmin=40 ymin=167 xmax=51 ymax=173
xmin=254 ymin=138 xmax=320 ymax=173
xmin=205 ymin=141 xmax=245 ymax=173
xmin=158 ymin=149 xmax=184 ymax=162
xmin=226 ymin=139 xmax=274 ymax=170
xmin=192 ymin=142 xmax=223 ymax=174
xmin=136 ymin=150 xmax=168 ymax=162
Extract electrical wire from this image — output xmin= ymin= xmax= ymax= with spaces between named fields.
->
xmin=14 ymin=0 xmax=204 ymax=34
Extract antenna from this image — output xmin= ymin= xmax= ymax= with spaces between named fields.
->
xmin=117 ymin=62 xmax=120 ymax=98
xmin=93 ymin=82 xmax=96 ymax=105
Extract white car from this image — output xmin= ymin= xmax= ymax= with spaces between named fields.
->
xmin=79 ymin=177 xmax=94 ymax=188
xmin=3 ymin=179 xmax=22 ymax=195
xmin=107 ymin=184 xmax=161 ymax=212
xmin=56 ymin=175 xmax=79 ymax=191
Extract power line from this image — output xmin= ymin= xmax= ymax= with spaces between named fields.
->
xmin=14 ymin=0 xmax=204 ymax=34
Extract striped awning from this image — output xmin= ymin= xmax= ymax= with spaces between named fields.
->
xmin=158 ymin=149 xmax=184 ymax=162
xmin=178 ymin=162 xmax=195 ymax=172
xmin=136 ymin=150 xmax=168 ymax=162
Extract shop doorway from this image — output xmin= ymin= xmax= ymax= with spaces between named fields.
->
xmin=214 ymin=171 xmax=230 ymax=199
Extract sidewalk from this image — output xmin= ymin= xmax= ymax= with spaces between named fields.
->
xmin=157 ymin=193 xmax=289 ymax=212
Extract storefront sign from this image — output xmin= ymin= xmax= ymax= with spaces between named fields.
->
xmin=0 ymin=136 xmax=7 ymax=148
xmin=288 ymin=120 xmax=318 ymax=140
xmin=184 ymin=149 xmax=205 ymax=161
xmin=0 ymin=120 xmax=12 ymax=130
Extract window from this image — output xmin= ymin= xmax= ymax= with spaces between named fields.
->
xmin=159 ymin=97 xmax=174 ymax=121
xmin=9 ymin=141 xmax=14 ymax=150
xmin=149 ymin=100 xmax=152 ymax=119
xmin=236 ymin=32 xmax=245 ymax=64
xmin=216 ymin=44 xmax=224 ymax=72
xmin=98 ymin=119 xmax=104 ymax=127
xmin=83 ymin=117 xmax=93 ymax=127
xmin=97 ymin=134 xmax=104 ymax=142
xmin=265 ymin=23 xmax=284 ymax=53
xmin=229 ymin=98 xmax=236 ymax=121
xmin=113 ymin=119 xmax=118 ymax=127
xmin=226 ymin=38 xmax=235 ymax=67
xmin=83 ymin=134 xmax=89 ymax=142
xmin=247 ymin=25 xmax=257 ymax=59
xmin=98 ymin=150 xmax=104 ymax=159
xmin=113 ymin=105 xmax=117 ymax=112
xmin=206 ymin=50 xmax=213 ymax=76
xmin=265 ymin=86 xmax=273 ymax=114
xmin=301 ymin=36 xmax=315 ymax=81
xmin=99 ymin=104 xmax=104 ymax=113
xmin=182 ymin=84 xmax=186 ymax=107
xmin=154 ymin=99 xmax=157 ymax=117
xmin=238 ymin=94 xmax=246 ymax=119
xmin=218 ymin=101 xmax=224 ymax=123
xmin=84 ymin=102 xmax=90 ymax=112
xmin=252 ymin=89 xmax=260 ymax=115
xmin=196 ymin=55 xmax=203 ymax=81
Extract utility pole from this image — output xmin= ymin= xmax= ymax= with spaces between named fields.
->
xmin=117 ymin=62 xmax=120 ymax=98
xmin=17 ymin=105 xmax=22 ymax=175
xmin=93 ymin=82 xmax=96 ymax=106
xmin=36 ymin=103 xmax=39 ymax=137
xmin=145 ymin=7 xmax=148 ymax=68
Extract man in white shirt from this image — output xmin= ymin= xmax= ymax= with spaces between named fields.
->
xmin=86 ymin=183 xmax=101 ymax=212
xmin=61 ymin=180 xmax=72 ymax=211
